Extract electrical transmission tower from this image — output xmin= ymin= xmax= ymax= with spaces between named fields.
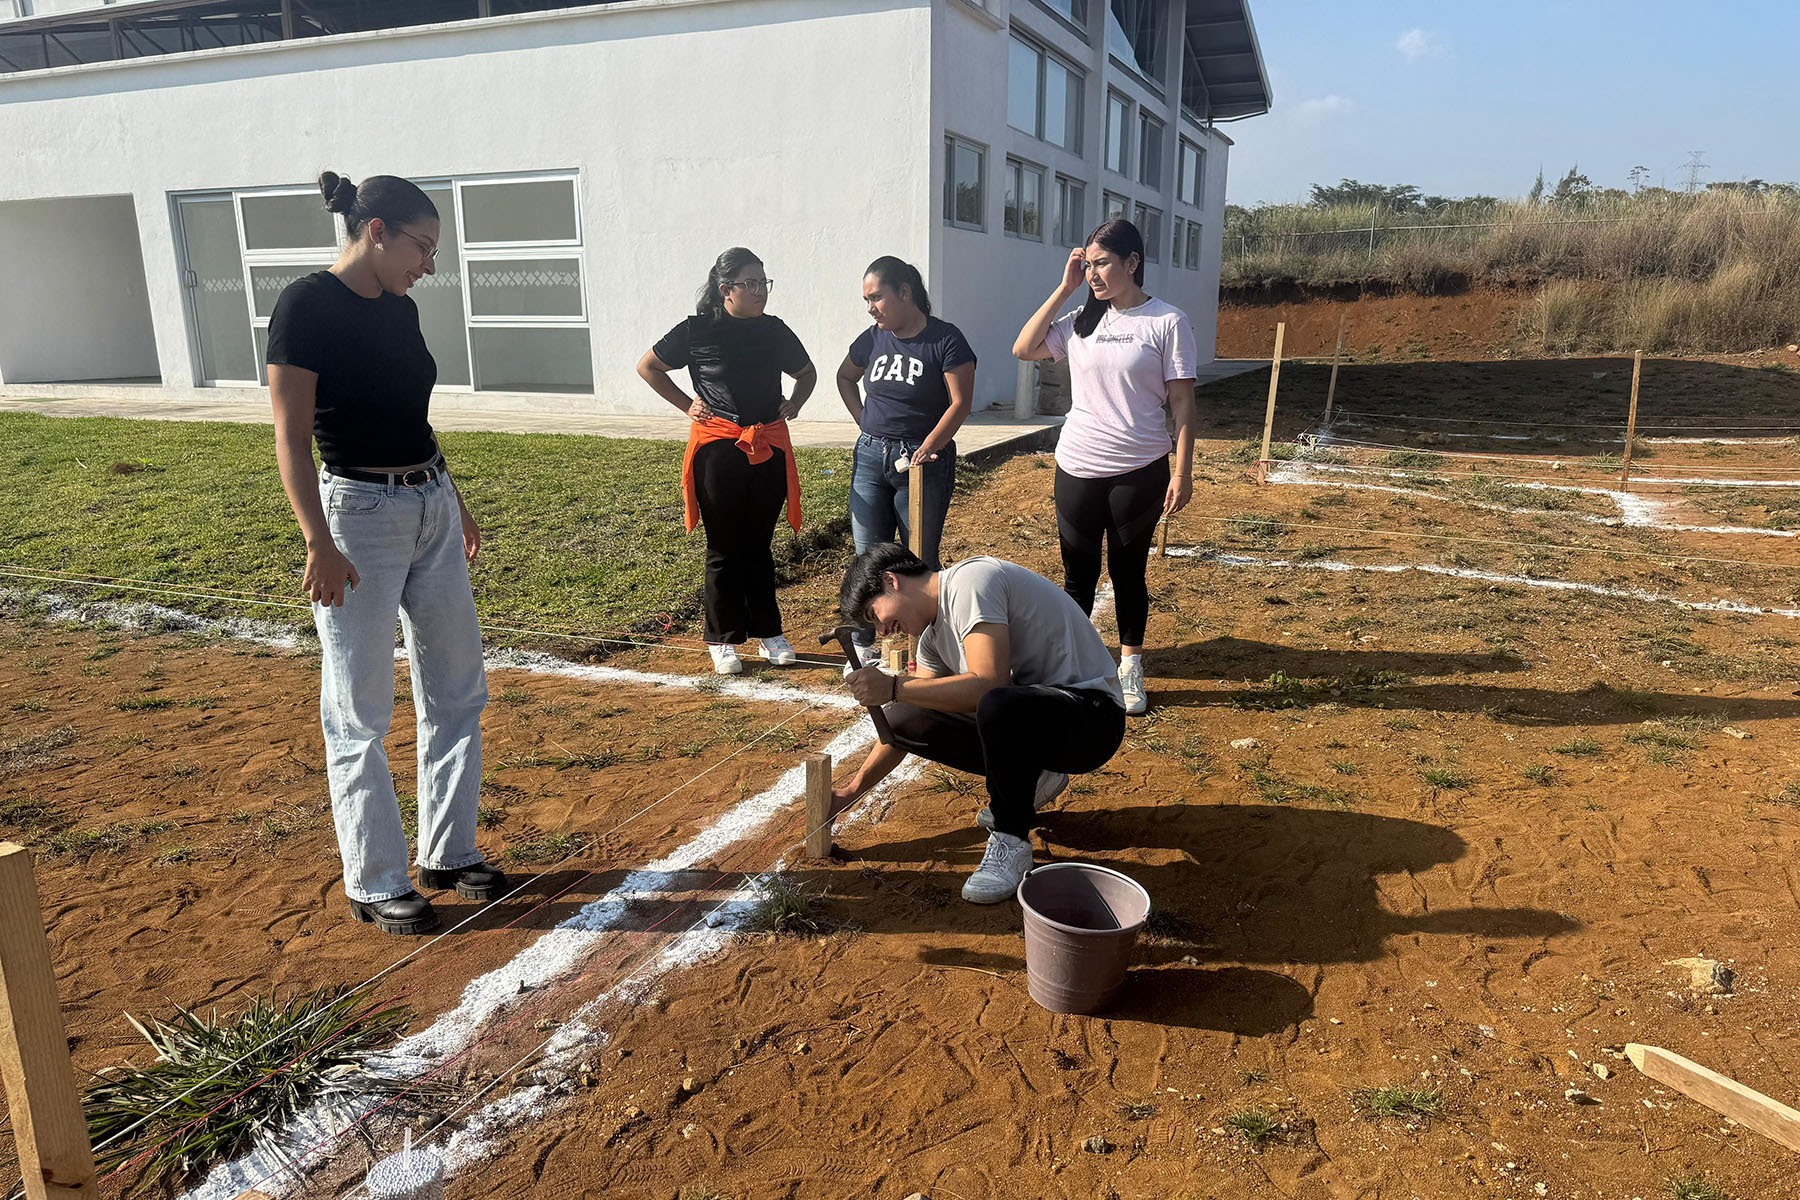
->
xmin=1681 ymin=150 xmax=1709 ymax=193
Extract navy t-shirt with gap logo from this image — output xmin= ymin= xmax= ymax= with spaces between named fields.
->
xmin=848 ymin=316 xmax=976 ymax=441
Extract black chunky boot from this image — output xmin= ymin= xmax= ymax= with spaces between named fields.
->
xmin=417 ymin=861 xmax=508 ymax=901
xmin=347 ymin=891 xmax=439 ymax=935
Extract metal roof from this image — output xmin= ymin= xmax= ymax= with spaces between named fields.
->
xmin=1182 ymin=0 xmax=1272 ymax=122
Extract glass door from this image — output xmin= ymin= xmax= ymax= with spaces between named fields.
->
xmin=176 ymin=195 xmax=257 ymax=386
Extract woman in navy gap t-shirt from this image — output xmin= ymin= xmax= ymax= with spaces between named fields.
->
xmin=834 ymin=256 xmax=976 ymax=596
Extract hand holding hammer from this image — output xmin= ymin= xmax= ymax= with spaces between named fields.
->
xmin=820 ymin=625 xmax=894 ymax=745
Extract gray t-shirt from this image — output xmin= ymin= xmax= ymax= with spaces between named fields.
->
xmin=916 ymin=557 xmax=1125 ymax=707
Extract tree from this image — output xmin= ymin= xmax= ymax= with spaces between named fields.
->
xmin=1627 ymin=164 xmax=1650 ymax=193
xmin=1307 ymin=179 xmax=1425 ymax=213
xmin=1550 ymin=165 xmax=1593 ymax=205
xmin=1527 ymin=167 xmax=1545 ymax=205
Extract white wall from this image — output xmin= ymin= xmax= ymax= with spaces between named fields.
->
xmin=0 ymin=194 xmax=160 ymax=383
xmin=928 ymin=0 xmax=1229 ymax=412
xmin=0 ymin=0 xmax=933 ymax=414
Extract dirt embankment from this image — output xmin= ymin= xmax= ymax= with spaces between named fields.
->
xmin=1218 ymin=284 xmax=1800 ymax=367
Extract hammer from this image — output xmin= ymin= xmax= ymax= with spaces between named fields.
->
xmin=820 ymin=625 xmax=894 ymax=744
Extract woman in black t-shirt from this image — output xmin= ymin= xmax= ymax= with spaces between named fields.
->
xmin=637 ymin=247 xmax=818 ymax=676
xmin=266 ymin=171 xmax=503 ymax=936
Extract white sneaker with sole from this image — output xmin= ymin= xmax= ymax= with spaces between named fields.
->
xmin=976 ymin=770 xmax=1070 ymax=832
xmin=962 ymin=831 xmax=1035 ymax=904
xmin=708 ymin=643 xmax=743 ymax=675
xmin=1118 ymin=656 xmax=1148 ymax=715
xmin=759 ymin=635 xmax=797 ymax=665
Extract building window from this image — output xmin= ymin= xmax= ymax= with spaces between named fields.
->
xmin=1178 ymin=137 xmax=1206 ymax=207
xmin=1186 ymin=220 xmax=1201 ymax=270
xmin=1004 ymin=158 xmax=1045 ymax=240
xmin=1135 ymin=202 xmax=1163 ymax=263
xmin=1054 ymin=175 xmax=1087 ymax=246
xmin=1103 ymin=191 xmax=1130 ymax=223
xmin=944 ymin=135 xmax=986 ymax=231
xmin=1008 ymin=32 xmax=1084 ymax=153
xmin=1137 ymin=112 xmax=1163 ymax=189
xmin=1104 ymin=91 xmax=1131 ymax=176
xmin=1171 ymin=216 xmax=1183 ymax=266
xmin=1107 ymin=0 xmax=1165 ymax=84
xmin=177 ymin=170 xmax=593 ymax=395
xmin=1034 ymin=0 xmax=1087 ymax=26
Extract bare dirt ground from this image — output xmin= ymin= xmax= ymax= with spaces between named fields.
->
xmin=7 ymin=357 xmax=1800 ymax=1200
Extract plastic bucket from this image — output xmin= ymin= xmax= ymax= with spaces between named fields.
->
xmin=1018 ymin=862 xmax=1151 ymax=1015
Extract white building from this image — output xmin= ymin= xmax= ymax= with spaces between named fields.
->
xmin=0 ymin=0 xmax=1269 ymax=417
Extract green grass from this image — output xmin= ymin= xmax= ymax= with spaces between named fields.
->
xmin=0 ymin=414 xmax=853 ymax=638
xmin=114 ymin=695 xmax=172 ymax=711
xmin=1521 ymin=763 xmax=1555 ymax=785
xmin=743 ymin=873 xmax=832 ymax=936
xmin=1553 ymin=736 xmax=1603 ymax=757
xmin=1223 ymin=1108 xmax=1281 ymax=1149
xmin=1419 ymin=767 xmax=1473 ymax=790
xmin=1665 ymin=1174 xmax=1732 ymax=1200
xmin=1355 ymin=1085 xmax=1446 ymax=1123
xmin=1239 ymin=668 xmax=1409 ymax=711
xmin=84 ymin=988 xmax=416 ymax=1196
xmin=504 ymin=832 xmax=585 ymax=863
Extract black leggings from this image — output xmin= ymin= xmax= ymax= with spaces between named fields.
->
xmin=693 ymin=440 xmax=788 ymax=644
xmin=1054 ymin=457 xmax=1168 ymax=646
xmin=886 ymin=686 xmax=1125 ymax=839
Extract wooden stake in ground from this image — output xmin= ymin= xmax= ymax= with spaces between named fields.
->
xmin=1324 ymin=313 xmax=1347 ymax=423
xmin=1626 ymin=1042 xmax=1800 ymax=1154
xmin=1256 ymin=322 xmax=1287 ymax=485
xmin=1618 ymin=349 xmax=1643 ymax=490
xmin=0 ymin=843 xmax=98 ymax=1200
xmin=804 ymin=754 xmax=834 ymax=859
xmin=907 ymin=459 xmax=925 ymax=665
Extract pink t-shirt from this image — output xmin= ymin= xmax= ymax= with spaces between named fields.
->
xmin=1045 ymin=297 xmax=1197 ymax=479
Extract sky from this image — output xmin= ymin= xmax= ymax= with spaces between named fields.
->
xmin=1223 ymin=0 xmax=1800 ymax=206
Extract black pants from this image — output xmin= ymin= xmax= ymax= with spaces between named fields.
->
xmin=693 ymin=440 xmax=788 ymax=644
xmin=1054 ymin=457 xmax=1168 ymax=647
xmin=887 ymin=686 xmax=1125 ymax=839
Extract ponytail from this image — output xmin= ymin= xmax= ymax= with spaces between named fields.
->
xmin=864 ymin=255 xmax=932 ymax=317
xmin=696 ymin=247 xmax=763 ymax=321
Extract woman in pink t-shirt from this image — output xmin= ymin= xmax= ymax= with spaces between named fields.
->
xmin=1011 ymin=219 xmax=1197 ymax=715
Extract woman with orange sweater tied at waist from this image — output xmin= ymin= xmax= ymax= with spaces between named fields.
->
xmin=638 ymin=247 xmax=817 ymax=674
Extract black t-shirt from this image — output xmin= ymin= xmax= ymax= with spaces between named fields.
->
xmin=848 ymin=316 xmax=977 ymax=441
xmin=652 ymin=314 xmax=810 ymax=427
xmin=264 ymin=271 xmax=438 ymax=469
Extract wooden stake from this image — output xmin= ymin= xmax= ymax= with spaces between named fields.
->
xmin=1626 ymin=1042 xmax=1800 ymax=1154
xmin=908 ymin=460 xmax=925 ymax=557
xmin=1324 ymin=312 xmax=1346 ymax=423
xmin=1618 ymin=350 xmax=1643 ymax=490
xmin=1256 ymin=322 xmax=1287 ymax=485
xmin=1156 ymin=514 xmax=1170 ymax=557
xmin=0 ymin=843 xmax=98 ymax=1200
xmin=803 ymin=755 xmax=834 ymax=859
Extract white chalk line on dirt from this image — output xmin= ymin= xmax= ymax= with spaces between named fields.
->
xmin=1170 ymin=548 xmax=1800 ymax=619
xmin=1271 ymin=462 xmax=1800 ymax=539
xmin=183 ymin=718 xmax=914 ymax=1200
xmin=1 ymin=587 xmax=857 ymax=709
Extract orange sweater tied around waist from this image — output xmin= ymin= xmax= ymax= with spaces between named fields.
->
xmin=682 ymin=416 xmax=803 ymax=534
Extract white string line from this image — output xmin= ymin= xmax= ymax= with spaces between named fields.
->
xmin=83 ymin=691 xmax=829 ymax=1166
xmin=0 ymin=566 xmax=846 ymax=667
xmin=1313 ymin=435 xmax=1800 ymax=473
xmin=1332 ymin=406 xmax=1798 ymax=432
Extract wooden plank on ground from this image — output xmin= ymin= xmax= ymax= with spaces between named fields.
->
xmin=1626 ymin=1042 xmax=1800 ymax=1154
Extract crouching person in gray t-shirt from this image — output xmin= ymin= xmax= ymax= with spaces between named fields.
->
xmin=834 ymin=544 xmax=1128 ymax=904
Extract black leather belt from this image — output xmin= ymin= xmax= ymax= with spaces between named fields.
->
xmin=325 ymin=455 xmax=447 ymax=487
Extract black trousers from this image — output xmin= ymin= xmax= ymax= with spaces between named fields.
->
xmin=1053 ymin=456 xmax=1169 ymax=646
xmin=887 ymin=686 xmax=1125 ymax=839
xmin=693 ymin=440 xmax=788 ymax=644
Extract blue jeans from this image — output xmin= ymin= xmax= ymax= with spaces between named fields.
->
xmin=313 ymin=470 xmax=488 ymax=903
xmin=849 ymin=433 xmax=956 ymax=646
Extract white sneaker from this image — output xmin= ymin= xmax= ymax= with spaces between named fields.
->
xmin=1119 ymin=656 xmax=1148 ymax=716
xmin=759 ymin=635 xmax=797 ymax=666
xmin=708 ymin=643 xmax=743 ymax=675
xmin=962 ymin=831 xmax=1035 ymax=904
xmin=976 ymin=770 xmax=1070 ymax=832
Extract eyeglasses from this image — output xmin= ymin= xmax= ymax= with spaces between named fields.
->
xmin=393 ymin=229 xmax=439 ymax=261
xmin=728 ymin=278 xmax=774 ymax=294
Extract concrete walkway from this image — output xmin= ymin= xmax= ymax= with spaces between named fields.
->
xmin=0 ymin=360 xmax=1264 ymax=459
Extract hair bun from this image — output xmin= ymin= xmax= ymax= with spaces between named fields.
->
xmin=317 ymin=171 xmax=357 ymax=214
